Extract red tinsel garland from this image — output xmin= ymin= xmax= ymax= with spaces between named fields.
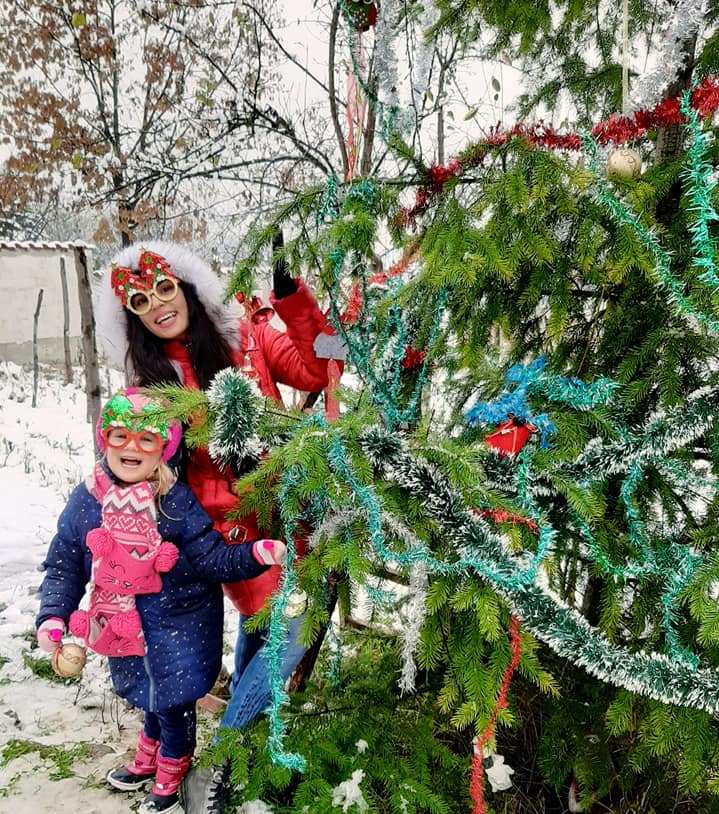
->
xmin=342 ymin=248 xmax=418 ymax=325
xmin=469 ymin=616 xmax=523 ymax=814
xmin=475 ymin=507 xmax=539 ymax=534
xmin=400 ymin=75 xmax=719 ymax=226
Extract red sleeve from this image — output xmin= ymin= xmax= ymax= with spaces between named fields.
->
xmin=258 ymin=280 xmax=344 ymax=391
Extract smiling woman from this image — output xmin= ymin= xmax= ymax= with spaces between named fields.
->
xmin=137 ymin=282 xmax=189 ymax=339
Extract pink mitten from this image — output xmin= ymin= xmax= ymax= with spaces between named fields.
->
xmin=37 ymin=618 xmax=65 ymax=653
xmin=252 ymin=538 xmax=287 ymax=566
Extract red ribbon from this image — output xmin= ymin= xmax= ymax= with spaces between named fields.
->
xmin=469 ymin=616 xmax=523 ymax=814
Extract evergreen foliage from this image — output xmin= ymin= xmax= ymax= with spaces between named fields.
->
xmin=155 ymin=4 xmax=719 ymax=810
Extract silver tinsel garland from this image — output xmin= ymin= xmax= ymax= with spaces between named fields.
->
xmin=307 ymin=505 xmax=430 ymax=692
xmin=631 ymin=0 xmax=706 ymax=111
xmin=360 ymin=427 xmax=719 ymax=714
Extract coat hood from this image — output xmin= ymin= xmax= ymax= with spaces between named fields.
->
xmin=95 ymin=241 xmax=241 ymax=369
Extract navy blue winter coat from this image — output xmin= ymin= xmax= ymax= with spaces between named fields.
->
xmin=37 ymin=474 xmax=268 ymax=712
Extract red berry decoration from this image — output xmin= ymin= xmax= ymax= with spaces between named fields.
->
xmin=401 ymin=346 xmax=426 ymax=370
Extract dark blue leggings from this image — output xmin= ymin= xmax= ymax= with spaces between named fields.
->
xmin=143 ymin=703 xmax=197 ymax=759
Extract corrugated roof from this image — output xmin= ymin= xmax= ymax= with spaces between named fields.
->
xmin=0 ymin=240 xmax=94 ymax=251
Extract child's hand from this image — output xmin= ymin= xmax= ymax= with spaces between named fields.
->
xmin=252 ymin=539 xmax=287 ymax=566
xmin=37 ymin=618 xmax=66 ymax=653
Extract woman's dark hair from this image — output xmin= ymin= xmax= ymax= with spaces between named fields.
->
xmin=125 ymin=280 xmax=234 ymax=390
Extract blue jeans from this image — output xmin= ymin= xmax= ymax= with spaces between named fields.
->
xmin=218 ymin=613 xmax=307 ymax=731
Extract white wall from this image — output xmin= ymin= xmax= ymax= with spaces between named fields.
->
xmin=0 ymin=248 xmax=84 ymax=364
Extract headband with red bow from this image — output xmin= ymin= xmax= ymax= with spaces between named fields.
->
xmin=111 ymin=249 xmax=176 ymax=307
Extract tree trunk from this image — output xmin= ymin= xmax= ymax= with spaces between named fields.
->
xmin=360 ymin=75 xmax=378 ymax=176
xmin=655 ymin=31 xmax=699 ymax=166
xmin=31 ymin=288 xmax=44 ymax=408
xmin=437 ymin=106 xmax=445 ymax=165
xmin=287 ymin=572 xmax=340 ymax=693
xmin=59 ymin=257 xmax=73 ymax=384
xmin=73 ymin=247 xmax=102 ymax=438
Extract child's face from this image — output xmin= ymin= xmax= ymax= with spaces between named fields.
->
xmin=104 ymin=427 xmax=165 ymax=483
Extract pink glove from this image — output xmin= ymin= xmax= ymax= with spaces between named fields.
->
xmin=252 ymin=539 xmax=287 ymax=566
xmin=37 ymin=618 xmax=66 ymax=653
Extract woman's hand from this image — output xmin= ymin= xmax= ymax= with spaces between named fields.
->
xmin=252 ymin=538 xmax=288 ymax=566
xmin=271 ymin=228 xmax=297 ymax=299
xmin=37 ymin=618 xmax=66 ymax=653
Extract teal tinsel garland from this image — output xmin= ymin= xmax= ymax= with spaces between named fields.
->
xmin=680 ymin=88 xmax=719 ymax=294
xmin=262 ymin=400 xmax=719 ymax=767
xmin=360 ymin=427 xmax=719 ymax=712
xmin=263 ymin=464 xmax=308 ymax=772
xmin=317 ymin=174 xmax=341 ymax=225
xmin=325 ymin=233 xmax=447 ymax=431
xmin=582 ymin=132 xmax=719 ymax=334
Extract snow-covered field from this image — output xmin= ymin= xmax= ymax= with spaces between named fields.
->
xmin=0 ymin=363 xmax=239 ymax=812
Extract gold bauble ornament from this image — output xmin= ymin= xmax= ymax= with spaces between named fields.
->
xmin=52 ymin=643 xmax=87 ymax=678
xmin=607 ymin=147 xmax=642 ymax=180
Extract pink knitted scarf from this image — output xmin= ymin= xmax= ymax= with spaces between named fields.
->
xmin=69 ymin=463 xmax=178 ymax=658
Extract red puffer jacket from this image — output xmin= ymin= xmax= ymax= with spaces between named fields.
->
xmin=166 ymin=281 xmax=341 ymax=616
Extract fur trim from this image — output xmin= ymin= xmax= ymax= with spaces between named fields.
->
xmin=94 ymin=241 xmax=242 ymax=369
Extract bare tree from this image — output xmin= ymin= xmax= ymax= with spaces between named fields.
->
xmin=0 ymin=0 xmax=283 ymax=245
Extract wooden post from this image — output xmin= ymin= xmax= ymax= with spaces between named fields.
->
xmin=59 ymin=257 xmax=73 ymax=384
xmin=73 ymin=247 xmax=102 ymax=439
xmin=31 ymin=289 xmax=44 ymax=408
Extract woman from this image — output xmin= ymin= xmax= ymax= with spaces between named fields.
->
xmin=96 ymin=235 xmax=341 ymax=813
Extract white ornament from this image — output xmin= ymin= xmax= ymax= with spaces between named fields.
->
xmin=484 ymin=753 xmax=515 ymax=793
xmin=607 ymin=148 xmax=642 ymax=180
xmin=331 ymin=769 xmax=369 ymax=812
xmin=355 ymin=739 xmax=369 ymax=754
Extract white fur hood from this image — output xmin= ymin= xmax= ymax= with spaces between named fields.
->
xmin=94 ymin=241 xmax=241 ymax=368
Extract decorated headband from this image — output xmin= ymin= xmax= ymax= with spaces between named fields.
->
xmin=110 ymin=249 xmax=176 ymax=307
xmin=97 ymin=390 xmax=182 ymax=463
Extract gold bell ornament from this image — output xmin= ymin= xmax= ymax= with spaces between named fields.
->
xmin=52 ymin=643 xmax=87 ymax=678
xmin=607 ymin=147 xmax=642 ymax=180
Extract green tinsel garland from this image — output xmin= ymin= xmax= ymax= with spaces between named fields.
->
xmin=207 ymin=368 xmax=264 ymax=471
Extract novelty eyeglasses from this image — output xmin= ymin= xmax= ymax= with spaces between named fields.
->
xmin=126 ymin=276 xmax=179 ymax=316
xmin=103 ymin=426 xmax=164 ymax=454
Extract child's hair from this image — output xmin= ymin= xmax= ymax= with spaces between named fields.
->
xmin=151 ymin=461 xmax=176 ymax=497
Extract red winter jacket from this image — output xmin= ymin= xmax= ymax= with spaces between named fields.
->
xmin=166 ymin=281 xmax=341 ymax=616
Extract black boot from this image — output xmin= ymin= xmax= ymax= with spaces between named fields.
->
xmin=180 ymin=760 xmax=231 ymax=814
xmin=106 ymin=764 xmax=155 ymax=791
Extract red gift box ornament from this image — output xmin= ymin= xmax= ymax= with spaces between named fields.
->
xmin=485 ymin=417 xmax=535 ymax=457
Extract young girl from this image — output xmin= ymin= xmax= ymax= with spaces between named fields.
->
xmin=35 ymin=390 xmax=286 ymax=814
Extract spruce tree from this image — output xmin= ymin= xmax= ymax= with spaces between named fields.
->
xmin=158 ymin=2 xmax=719 ymax=811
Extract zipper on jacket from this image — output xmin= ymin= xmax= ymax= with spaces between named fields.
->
xmin=143 ymin=655 xmax=157 ymax=712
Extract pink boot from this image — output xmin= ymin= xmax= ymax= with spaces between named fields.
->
xmin=106 ymin=731 xmax=159 ymax=791
xmin=140 ymin=753 xmax=192 ymax=814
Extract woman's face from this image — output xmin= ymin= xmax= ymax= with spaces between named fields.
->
xmin=136 ymin=282 xmax=189 ymax=339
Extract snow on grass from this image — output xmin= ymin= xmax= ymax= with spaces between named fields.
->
xmin=0 ymin=362 xmax=254 ymax=810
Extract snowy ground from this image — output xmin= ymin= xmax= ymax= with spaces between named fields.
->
xmin=0 ymin=363 xmax=240 ymax=812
